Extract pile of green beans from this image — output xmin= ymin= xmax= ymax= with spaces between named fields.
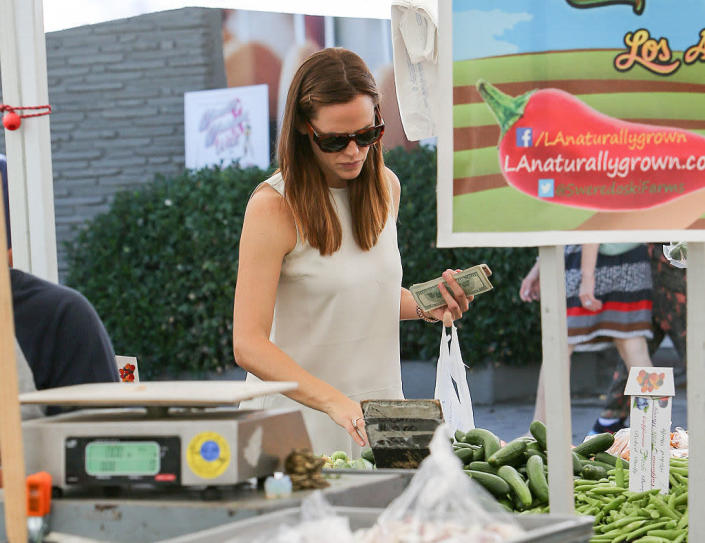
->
xmin=585 ymin=457 xmax=689 ymax=543
xmin=520 ymin=456 xmax=689 ymax=542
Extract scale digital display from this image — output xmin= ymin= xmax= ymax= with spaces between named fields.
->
xmin=85 ymin=441 xmax=160 ymax=476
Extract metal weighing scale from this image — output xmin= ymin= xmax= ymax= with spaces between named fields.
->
xmin=19 ymin=381 xmax=312 ymax=493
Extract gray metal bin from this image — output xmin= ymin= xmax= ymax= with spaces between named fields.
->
xmin=159 ymin=506 xmax=594 ymax=543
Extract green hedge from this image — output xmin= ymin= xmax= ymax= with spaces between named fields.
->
xmin=66 ymin=147 xmax=541 ymax=377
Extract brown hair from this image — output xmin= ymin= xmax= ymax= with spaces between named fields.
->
xmin=277 ymin=48 xmax=389 ymax=255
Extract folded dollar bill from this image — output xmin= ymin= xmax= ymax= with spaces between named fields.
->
xmin=410 ymin=264 xmax=493 ymax=312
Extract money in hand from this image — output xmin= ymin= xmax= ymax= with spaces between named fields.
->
xmin=410 ymin=264 xmax=493 ymax=312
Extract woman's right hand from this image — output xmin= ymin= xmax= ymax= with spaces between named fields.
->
xmin=326 ymin=395 xmax=368 ymax=447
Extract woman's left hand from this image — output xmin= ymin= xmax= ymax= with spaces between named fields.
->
xmin=426 ymin=269 xmax=474 ymax=322
xmin=578 ymin=273 xmax=602 ymax=312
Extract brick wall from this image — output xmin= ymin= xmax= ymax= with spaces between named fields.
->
xmin=0 ymin=7 xmax=225 ymax=278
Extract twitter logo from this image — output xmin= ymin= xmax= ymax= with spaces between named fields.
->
xmin=538 ymin=179 xmax=554 ymax=198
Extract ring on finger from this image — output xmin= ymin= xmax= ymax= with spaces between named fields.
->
xmin=352 ymin=416 xmax=362 ymax=428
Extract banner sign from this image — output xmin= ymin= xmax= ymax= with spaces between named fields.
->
xmin=184 ymin=85 xmax=270 ymax=171
xmin=437 ymin=0 xmax=705 ymax=246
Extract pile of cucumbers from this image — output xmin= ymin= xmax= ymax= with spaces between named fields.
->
xmin=453 ymin=420 xmax=619 ymax=512
xmin=454 ymin=421 xmax=691 ymax=540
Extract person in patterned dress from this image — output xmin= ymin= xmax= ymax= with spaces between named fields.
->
xmin=588 ymin=242 xmax=686 ymax=435
xmin=520 ymin=243 xmax=654 ymax=425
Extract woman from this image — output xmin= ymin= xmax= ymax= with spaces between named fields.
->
xmin=520 ymin=243 xmax=653 ymax=428
xmin=233 ymin=48 xmax=472 ymax=455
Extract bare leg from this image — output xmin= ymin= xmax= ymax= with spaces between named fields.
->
xmin=613 ymin=336 xmax=652 ymax=373
xmin=533 ymin=345 xmax=575 ymax=423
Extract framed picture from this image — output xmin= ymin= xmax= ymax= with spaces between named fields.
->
xmin=184 ymin=84 xmax=270 ymax=170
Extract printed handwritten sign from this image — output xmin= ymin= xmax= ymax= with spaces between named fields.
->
xmin=437 ymin=0 xmax=705 ymax=246
xmin=625 ymin=366 xmax=674 ymax=493
xmin=185 ymin=85 xmax=270 ymax=171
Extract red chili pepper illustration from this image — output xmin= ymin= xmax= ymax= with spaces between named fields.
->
xmin=477 ymin=80 xmax=705 ymax=212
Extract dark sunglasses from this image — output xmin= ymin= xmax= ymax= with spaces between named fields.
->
xmin=306 ymin=114 xmax=385 ymax=153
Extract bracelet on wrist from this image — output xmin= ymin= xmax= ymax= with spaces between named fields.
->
xmin=416 ymin=305 xmax=439 ymax=323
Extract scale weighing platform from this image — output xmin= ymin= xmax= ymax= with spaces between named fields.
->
xmin=19 ymin=381 xmax=312 ymax=493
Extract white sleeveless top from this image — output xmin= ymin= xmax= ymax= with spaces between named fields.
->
xmin=240 ymin=172 xmax=404 ymax=455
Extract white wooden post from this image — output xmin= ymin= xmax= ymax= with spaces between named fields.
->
xmin=0 ymin=181 xmax=27 ymax=542
xmin=0 ymin=0 xmax=57 ymax=282
xmin=539 ymin=245 xmax=574 ymax=514
xmin=687 ymin=241 xmax=705 ymax=541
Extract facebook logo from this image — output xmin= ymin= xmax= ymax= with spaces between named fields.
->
xmin=516 ymin=127 xmax=533 ymax=147
xmin=538 ymin=179 xmax=554 ymax=198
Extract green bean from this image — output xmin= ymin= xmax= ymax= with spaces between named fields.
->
xmin=624 ymin=520 xmax=669 ymax=540
xmin=669 ymin=473 xmax=680 ymax=487
xmin=673 ymin=492 xmax=688 ymax=507
xmin=599 ymin=514 xmax=644 ymax=532
xmin=676 ymin=509 xmax=688 ymax=530
xmin=590 ymin=485 xmax=626 ymax=495
xmin=575 ymin=484 xmax=600 ymax=491
xmin=674 ymin=473 xmax=688 ymax=486
xmin=627 ymin=489 xmax=661 ymax=502
xmin=615 ymin=457 xmax=625 ymax=488
xmin=646 ymin=529 xmax=687 ymax=539
xmin=649 ymin=494 xmax=680 ymax=520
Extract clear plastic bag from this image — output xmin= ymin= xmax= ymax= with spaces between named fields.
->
xmin=606 ymin=428 xmax=631 ymax=461
xmin=663 ymin=242 xmax=688 ymax=268
xmin=670 ymin=426 xmax=689 ymax=458
xmin=250 ymin=491 xmax=356 ymax=543
xmin=607 ymin=426 xmax=691 ymax=461
xmin=358 ymin=424 xmax=525 ymax=543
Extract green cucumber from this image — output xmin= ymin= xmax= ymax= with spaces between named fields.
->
xmin=572 ymin=451 xmax=586 ymax=475
xmin=497 ymin=465 xmax=533 ymax=509
xmin=488 ymin=438 xmax=527 ymax=467
xmin=525 ymin=448 xmax=548 ymax=463
xmin=595 ymin=451 xmax=628 ymax=468
xmin=467 ymin=461 xmax=497 ymax=474
xmin=582 ymin=458 xmax=615 ymax=471
xmin=525 ymin=441 xmax=542 ymax=453
xmin=581 ymin=463 xmax=608 ymax=481
xmin=463 ymin=428 xmax=501 ymax=460
xmin=454 ymin=447 xmax=475 ymax=464
xmin=573 ymin=433 xmax=615 ymax=457
xmin=465 ymin=469 xmax=511 ymax=498
xmin=526 ymin=454 xmax=549 ymax=504
xmin=472 ymin=445 xmax=485 ymax=461
xmin=529 ymin=420 xmax=547 ymax=451
xmin=454 ymin=429 xmax=467 ymax=443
